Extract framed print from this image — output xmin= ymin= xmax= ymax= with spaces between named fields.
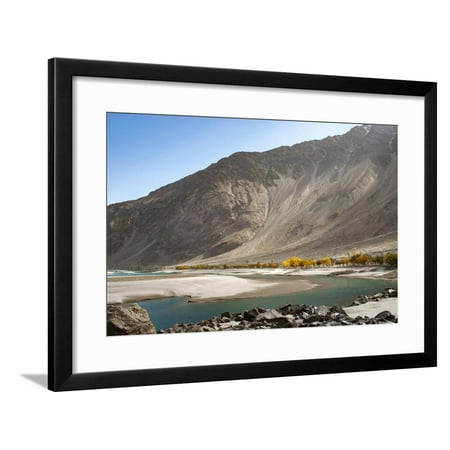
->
xmin=48 ymin=58 xmax=437 ymax=391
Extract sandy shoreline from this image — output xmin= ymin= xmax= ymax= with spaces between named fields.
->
xmin=343 ymin=297 xmax=398 ymax=318
xmin=107 ymin=274 xmax=317 ymax=304
xmin=108 ymin=273 xmax=200 ymax=282
xmin=169 ymin=266 xmax=397 ymax=279
xmin=107 ymin=268 xmax=398 ymax=320
xmin=191 ymin=278 xmax=318 ymax=303
xmin=108 ymin=266 xmax=397 ymax=281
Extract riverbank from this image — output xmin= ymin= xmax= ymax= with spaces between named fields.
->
xmin=107 ymin=266 xmax=397 ymax=304
xmin=344 ymin=298 xmax=397 ymax=318
xmin=108 ymin=266 xmax=397 ymax=280
xmin=343 ymin=288 xmax=398 ymax=318
xmin=158 ymin=298 xmax=397 ymax=333
xmin=157 ymin=289 xmax=398 ymax=333
xmin=107 ymin=274 xmax=317 ymax=304
xmin=107 ymin=286 xmax=398 ymax=334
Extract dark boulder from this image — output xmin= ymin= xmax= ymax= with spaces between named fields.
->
xmin=375 ymin=310 xmax=397 ymax=321
xmin=244 ymin=308 xmax=264 ymax=320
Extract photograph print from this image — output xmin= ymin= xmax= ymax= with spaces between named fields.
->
xmin=106 ymin=114 xmax=398 ymax=336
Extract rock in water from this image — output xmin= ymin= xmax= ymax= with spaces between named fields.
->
xmin=107 ymin=304 xmax=157 ymax=335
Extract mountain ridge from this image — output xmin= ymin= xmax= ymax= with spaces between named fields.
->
xmin=107 ymin=124 xmax=397 ymax=269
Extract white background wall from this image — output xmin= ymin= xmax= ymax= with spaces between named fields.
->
xmin=0 ymin=1 xmax=447 ymax=448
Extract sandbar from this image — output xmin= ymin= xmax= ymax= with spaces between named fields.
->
xmin=107 ymin=274 xmax=317 ymax=304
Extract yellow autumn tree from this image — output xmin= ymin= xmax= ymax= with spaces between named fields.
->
xmin=356 ymin=253 xmax=371 ymax=265
xmin=320 ymin=257 xmax=332 ymax=266
xmin=290 ymin=256 xmax=303 ymax=267
xmin=384 ymin=252 xmax=398 ymax=266
xmin=282 ymin=256 xmax=304 ymax=267
xmin=373 ymin=255 xmax=384 ymax=265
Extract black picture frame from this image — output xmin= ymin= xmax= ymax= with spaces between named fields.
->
xmin=48 ymin=57 xmax=437 ymax=391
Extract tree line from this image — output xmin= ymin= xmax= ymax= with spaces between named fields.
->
xmin=281 ymin=252 xmax=397 ymax=268
xmin=175 ymin=261 xmax=280 ymax=270
xmin=175 ymin=252 xmax=397 ymax=270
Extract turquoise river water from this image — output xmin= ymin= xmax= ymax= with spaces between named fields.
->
xmin=131 ymin=275 xmax=397 ymax=331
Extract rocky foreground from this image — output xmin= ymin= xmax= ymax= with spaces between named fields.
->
xmin=159 ymin=302 xmax=397 ymax=334
xmin=107 ymin=288 xmax=398 ymax=335
xmin=347 ymin=287 xmax=397 ymax=306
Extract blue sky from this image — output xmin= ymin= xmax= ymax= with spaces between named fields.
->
xmin=107 ymin=113 xmax=358 ymax=204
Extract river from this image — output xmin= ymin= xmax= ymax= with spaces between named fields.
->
xmin=135 ymin=274 xmax=397 ymax=331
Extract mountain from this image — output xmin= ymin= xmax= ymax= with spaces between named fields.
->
xmin=107 ymin=124 xmax=397 ymax=269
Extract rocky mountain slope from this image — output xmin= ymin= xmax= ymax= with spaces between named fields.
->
xmin=107 ymin=124 xmax=397 ymax=269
